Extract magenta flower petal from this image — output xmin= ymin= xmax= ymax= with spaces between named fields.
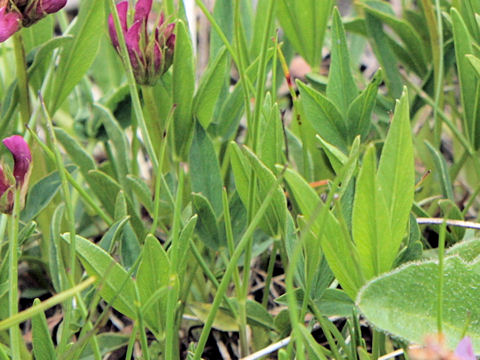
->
xmin=108 ymin=1 xmax=129 ymax=49
xmin=126 ymin=20 xmax=143 ymax=67
xmin=134 ymin=0 xmax=152 ymax=23
xmin=0 ymin=7 xmax=21 ymax=43
xmin=455 ymin=337 xmax=476 ymax=360
xmin=3 ymin=135 xmax=32 ymax=186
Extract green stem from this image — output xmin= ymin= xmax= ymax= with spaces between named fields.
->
xmin=437 ymin=219 xmax=447 ymax=333
xmin=13 ymin=33 xmax=31 ymax=126
xmin=261 ymin=242 xmax=277 ymax=308
xmin=0 ymin=277 xmax=96 ymax=332
xmin=164 ymin=274 xmax=178 ymax=360
xmin=222 ymin=189 xmax=242 ymax=295
xmin=141 ymin=86 xmax=164 ymax=153
xmin=150 ymin=106 xmax=176 ymax=234
xmin=8 ymin=190 xmax=21 ymax=360
xmin=134 ymin=286 xmax=150 ymax=360
xmin=372 ymin=330 xmax=385 ymax=359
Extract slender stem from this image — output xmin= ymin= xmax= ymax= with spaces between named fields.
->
xmin=150 ymin=106 xmax=176 ymax=234
xmin=251 ymin=0 xmax=275 ymax=152
xmin=261 ymin=242 xmax=277 ymax=308
xmin=437 ymin=220 xmax=447 ymax=333
xmin=0 ymin=277 xmax=96 ymax=332
xmin=234 ymin=0 xmax=253 ymax=139
xmin=222 ymin=189 xmax=242 ymax=295
xmin=8 ymin=190 xmax=21 ymax=360
xmin=164 ymin=274 xmax=178 ymax=360
xmin=13 ymin=33 xmax=31 ymax=126
xmin=134 ymin=287 xmax=150 ymax=360
xmin=141 ymin=86 xmax=164 ymax=153
xmin=125 ymin=323 xmax=137 ymax=360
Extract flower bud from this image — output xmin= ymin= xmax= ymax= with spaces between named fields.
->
xmin=0 ymin=7 xmax=21 ymax=43
xmin=109 ymin=0 xmax=176 ymax=86
xmin=0 ymin=136 xmax=32 ymax=214
xmin=22 ymin=0 xmax=67 ymax=26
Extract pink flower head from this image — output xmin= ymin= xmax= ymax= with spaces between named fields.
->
xmin=0 ymin=0 xmax=66 ymax=42
xmin=0 ymin=6 xmax=21 ymax=42
xmin=108 ymin=0 xmax=176 ymax=86
xmin=0 ymin=136 xmax=32 ymax=214
xmin=455 ymin=337 xmax=475 ymax=360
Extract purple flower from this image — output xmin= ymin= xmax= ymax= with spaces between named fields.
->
xmin=108 ymin=0 xmax=176 ymax=86
xmin=0 ymin=7 xmax=21 ymax=43
xmin=0 ymin=136 xmax=32 ymax=214
xmin=455 ymin=337 xmax=476 ymax=360
xmin=0 ymin=0 xmax=66 ymax=42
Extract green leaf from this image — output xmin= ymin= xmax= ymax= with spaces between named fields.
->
xmin=193 ymin=47 xmax=229 ymax=129
xmin=230 ymin=143 xmax=287 ymax=236
xmin=27 ymin=36 xmax=73 ymax=80
xmin=353 ymin=145 xmax=391 ymax=279
xmin=173 ymin=215 xmax=197 ymax=277
xmin=79 ymin=333 xmax=130 ymax=360
xmin=357 ymin=256 xmax=480 ymax=350
xmin=55 ymin=128 xmax=96 ymax=176
xmin=192 ymin=193 xmax=221 ymax=250
xmin=126 ymin=175 xmax=154 ymax=217
xmin=377 ymin=88 xmax=414 ymax=252
xmin=452 ymin=8 xmax=480 ymax=149
xmin=327 ymin=8 xmax=358 ymax=116
xmin=61 ymin=234 xmax=137 ymax=321
xmin=347 ymin=70 xmax=382 ymax=140
xmin=259 ymin=96 xmax=284 ymax=172
xmin=31 ymin=298 xmax=56 ymax=360
xmin=49 ymin=205 xmax=67 ymax=293
xmin=245 ymin=300 xmax=275 ymax=330
xmin=86 ymin=170 xmax=121 ymax=216
xmin=363 ymin=8 xmax=402 ymax=98
xmin=96 ymin=103 xmax=131 ymax=186
xmin=425 ymin=141 xmax=454 ymax=201
xmin=98 ymin=217 xmax=130 ymax=253
xmin=467 ymin=54 xmax=480 ymax=78
xmin=137 ymin=234 xmax=171 ymax=334
xmin=21 ymin=165 xmax=77 ymax=223
xmin=298 ymin=80 xmax=347 ymax=152
xmin=362 ymin=1 xmax=428 ymax=75
xmin=275 ymin=288 xmax=354 ymax=317
xmin=172 ymin=20 xmax=195 ymax=158
xmin=276 ymin=0 xmax=332 ymax=67
xmin=315 ymin=135 xmax=348 ymax=174
xmin=209 ymin=0 xmax=234 ymax=58
xmin=189 ymin=302 xmax=239 ymax=332
xmin=281 ymin=167 xmax=363 ymax=298
xmin=190 ymin=122 xmax=223 ymax=216
xmin=48 ymin=0 xmax=105 ymax=112
xmin=447 ymin=238 xmax=480 ymax=262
